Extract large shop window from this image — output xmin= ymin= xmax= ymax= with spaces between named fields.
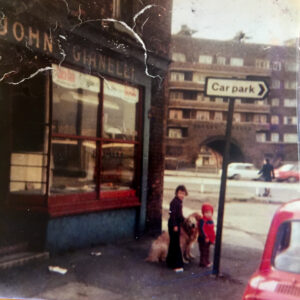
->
xmin=51 ymin=65 xmax=140 ymax=196
xmin=9 ymin=74 xmax=49 ymax=195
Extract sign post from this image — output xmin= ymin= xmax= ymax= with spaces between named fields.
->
xmin=204 ymin=77 xmax=269 ymax=276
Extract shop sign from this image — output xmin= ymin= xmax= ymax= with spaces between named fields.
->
xmin=52 ymin=64 xmax=100 ymax=92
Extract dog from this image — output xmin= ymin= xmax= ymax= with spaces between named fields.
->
xmin=145 ymin=212 xmax=201 ymax=263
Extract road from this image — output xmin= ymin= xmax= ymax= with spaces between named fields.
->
xmin=162 ymin=173 xmax=300 ymax=252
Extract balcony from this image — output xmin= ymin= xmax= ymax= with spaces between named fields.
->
xmin=168 ymin=99 xmax=270 ymax=113
xmin=170 ymin=61 xmax=271 ymax=77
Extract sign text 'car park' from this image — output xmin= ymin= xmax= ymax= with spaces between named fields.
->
xmin=205 ymin=77 xmax=269 ymax=100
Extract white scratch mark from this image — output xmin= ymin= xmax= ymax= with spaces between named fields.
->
xmin=7 ymin=67 xmax=53 ymax=85
xmin=132 ymin=5 xmax=159 ymax=29
xmin=141 ymin=16 xmax=150 ymax=32
xmin=0 ymin=11 xmax=5 ymax=22
xmin=61 ymin=0 xmax=70 ymax=14
xmin=59 ymin=35 xmax=67 ymax=40
xmin=57 ymin=39 xmax=66 ymax=67
xmin=0 ymin=71 xmax=17 ymax=82
xmin=53 ymin=21 xmax=58 ymax=31
xmin=78 ymin=4 xmax=83 ymax=24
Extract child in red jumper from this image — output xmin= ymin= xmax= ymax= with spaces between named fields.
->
xmin=198 ymin=203 xmax=215 ymax=267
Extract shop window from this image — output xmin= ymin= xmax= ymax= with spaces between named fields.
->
xmin=230 ymin=57 xmax=244 ymax=66
xmin=9 ymin=73 xmax=49 ymax=195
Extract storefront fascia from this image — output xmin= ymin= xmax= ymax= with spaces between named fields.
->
xmin=0 ymin=15 xmax=157 ymax=252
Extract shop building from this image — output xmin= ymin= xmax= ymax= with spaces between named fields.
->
xmin=0 ymin=0 xmax=171 ymax=253
xmin=166 ymin=27 xmax=298 ymax=170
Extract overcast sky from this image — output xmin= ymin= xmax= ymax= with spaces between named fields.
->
xmin=172 ymin=0 xmax=300 ymax=45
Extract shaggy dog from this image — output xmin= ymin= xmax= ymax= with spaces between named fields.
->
xmin=145 ymin=212 xmax=201 ymax=263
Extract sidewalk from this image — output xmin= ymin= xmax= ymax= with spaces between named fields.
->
xmin=0 ymin=236 xmax=261 ymax=300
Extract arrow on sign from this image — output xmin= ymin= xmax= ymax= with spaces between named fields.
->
xmin=205 ymin=77 xmax=269 ymax=100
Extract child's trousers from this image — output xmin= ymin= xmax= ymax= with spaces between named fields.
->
xmin=198 ymin=241 xmax=211 ymax=266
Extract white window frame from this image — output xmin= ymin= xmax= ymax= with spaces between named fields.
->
xmin=255 ymin=59 xmax=270 ymax=69
xmin=272 ymin=61 xmax=282 ymax=71
xmin=172 ymin=52 xmax=186 ymax=62
xmin=256 ymin=133 xmax=266 ymax=143
xmin=284 ymin=99 xmax=297 ymax=107
xmin=199 ymin=55 xmax=213 ymax=64
xmin=271 ymin=115 xmax=279 ymax=124
xmin=170 ymin=72 xmax=184 ymax=82
xmin=230 ymin=57 xmax=244 ymax=66
xmin=271 ymin=133 xmax=279 ymax=142
xmin=283 ymin=133 xmax=298 ymax=143
xmin=271 ymin=98 xmax=280 ymax=106
xmin=216 ymin=56 xmax=226 ymax=65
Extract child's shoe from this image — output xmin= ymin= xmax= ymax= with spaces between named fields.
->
xmin=174 ymin=267 xmax=184 ymax=273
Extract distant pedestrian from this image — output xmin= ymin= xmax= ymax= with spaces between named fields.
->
xmin=166 ymin=185 xmax=188 ymax=272
xmin=198 ymin=203 xmax=215 ymax=268
xmin=258 ymin=158 xmax=275 ymax=196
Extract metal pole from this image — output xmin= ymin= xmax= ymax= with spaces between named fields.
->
xmin=212 ymin=97 xmax=235 ymax=276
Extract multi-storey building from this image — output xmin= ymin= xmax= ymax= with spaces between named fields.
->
xmin=166 ymin=27 xmax=298 ymax=170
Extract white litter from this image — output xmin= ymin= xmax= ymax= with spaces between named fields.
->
xmin=48 ymin=266 xmax=68 ymax=275
xmin=91 ymin=251 xmax=102 ymax=256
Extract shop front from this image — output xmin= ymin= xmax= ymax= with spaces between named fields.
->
xmin=0 ymin=5 xmax=168 ymax=252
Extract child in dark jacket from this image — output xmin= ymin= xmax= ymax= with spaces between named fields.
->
xmin=198 ymin=203 xmax=215 ymax=267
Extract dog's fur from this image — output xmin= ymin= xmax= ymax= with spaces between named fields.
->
xmin=145 ymin=212 xmax=201 ymax=263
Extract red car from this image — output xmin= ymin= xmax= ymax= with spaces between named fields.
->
xmin=242 ymin=199 xmax=300 ymax=300
xmin=274 ymin=163 xmax=300 ymax=183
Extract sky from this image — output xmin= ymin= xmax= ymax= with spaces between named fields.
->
xmin=172 ymin=0 xmax=300 ymax=45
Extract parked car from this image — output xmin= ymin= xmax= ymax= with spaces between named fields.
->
xmin=275 ymin=163 xmax=300 ymax=183
xmin=227 ymin=163 xmax=260 ymax=180
xmin=242 ymin=199 xmax=300 ymax=300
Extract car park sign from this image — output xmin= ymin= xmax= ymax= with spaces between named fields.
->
xmin=205 ymin=77 xmax=269 ymax=100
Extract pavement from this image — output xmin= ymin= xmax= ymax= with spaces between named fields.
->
xmin=0 ymin=235 xmax=262 ymax=300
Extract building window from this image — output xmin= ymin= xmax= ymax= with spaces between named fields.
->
xmin=255 ymin=59 xmax=270 ymax=69
xmin=196 ymin=111 xmax=209 ymax=121
xmin=271 ymin=133 xmax=279 ymax=142
xmin=284 ymin=98 xmax=297 ymax=107
xmin=284 ymin=116 xmax=297 ymax=125
xmin=283 ymin=134 xmax=298 ymax=143
xmin=214 ymin=112 xmax=223 ymax=121
xmin=271 ymin=79 xmax=281 ymax=89
xmin=183 ymin=91 xmax=197 ymax=100
xmin=254 ymin=114 xmax=267 ymax=124
xmin=182 ymin=110 xmax=191 ymax=119
xmin=168 ymin=128 xmax=188 ymax=138
xmin=170 ymin=72 xmax=184 ymax=81
xmin=284 ymin=80 xmax=297 ymax=90
xmin=271 ymin=115 xmax=279 ymax=124
xmin=285 ymin=62 xmax=298 ymax=72
xmin=170 ymin=91 xmax=183 ymax=99
xmin=172 ymin=52 xmax=186 ymax=62
xmin=230 ymin=57 xmax=244 ymax=66
xmin=233 ymin=113 xmax=241 ymax=122
xmin=215 ymin=97 xmax=223 ymax=103
xmin=217 ymin=56 xmax=226 ymax=65
xmin=271 ymin=98 xmax=280 ymax=106
xmin=199 ymin=55 xmax=213 ymax=64
xmin=193 ymin=73 xmax=206 ymax=83
xmin=272 ymin=61 xmax=282 ymax=71
xmin=169 ymin=109 xmax=182 ymax=119
xmin=256 ymin=132 xmax=266 ymax=142
xmin=203 ymin=96 xmax=210 ymax=102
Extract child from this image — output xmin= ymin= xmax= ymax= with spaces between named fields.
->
xmin=166 ymin=185 xmax=188 ymax=272
xmin=198 ymin=203 xmax=215 ymax=267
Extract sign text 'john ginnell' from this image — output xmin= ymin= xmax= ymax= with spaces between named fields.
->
xmin=0 ymin=17 xmax=135 ymax=81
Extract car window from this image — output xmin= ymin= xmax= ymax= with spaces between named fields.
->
xmin=272 ymin=221 xmax=300 ymax=274
xmin=279 ymin=164 xmax=294 ymax=171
